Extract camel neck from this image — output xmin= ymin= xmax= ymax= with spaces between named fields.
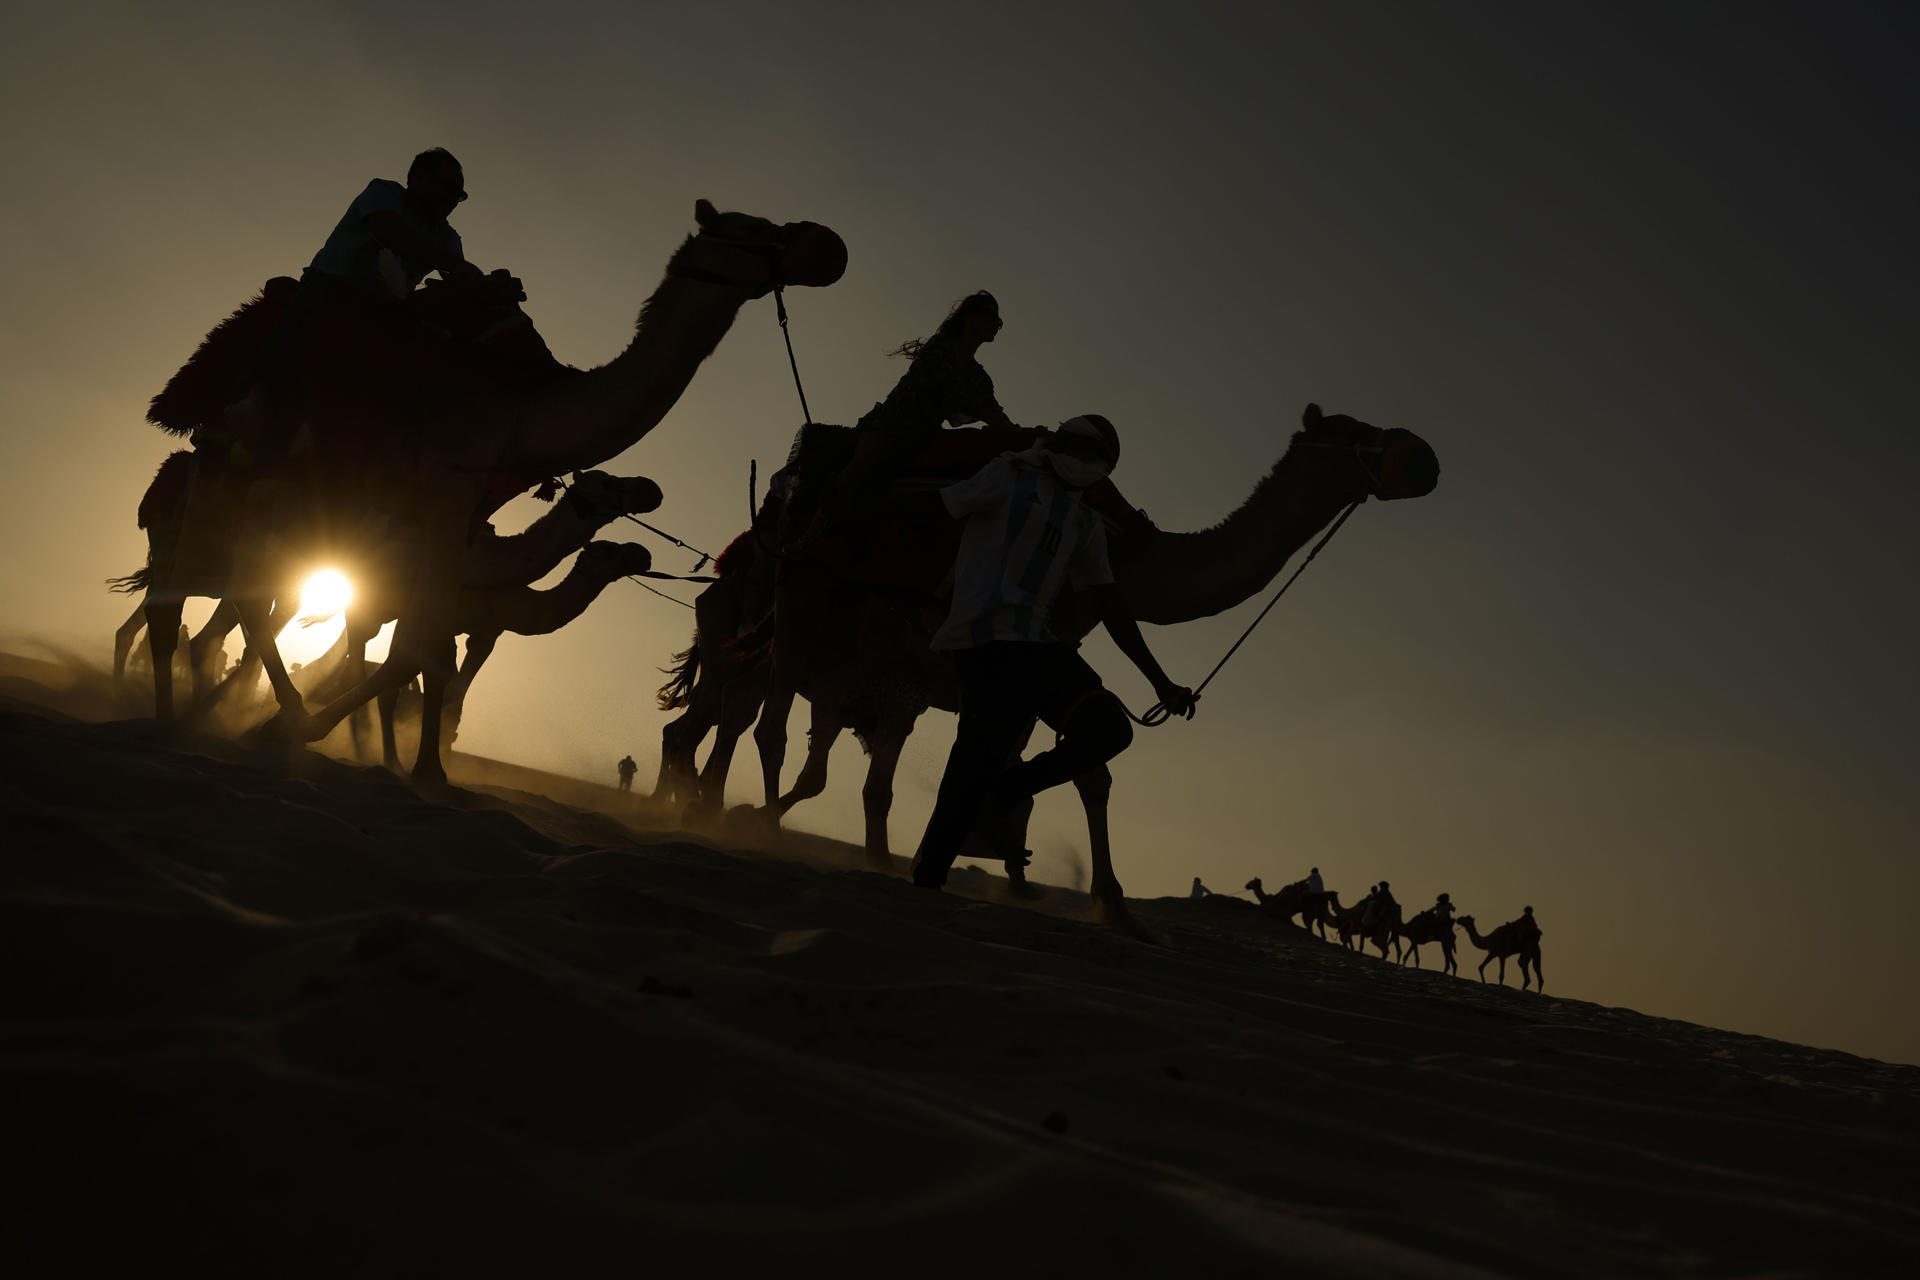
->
xmin=487 ymin=273 xmax=752 ymax=478
xmin=1111 ymin=438 xmax=1365 ymax=626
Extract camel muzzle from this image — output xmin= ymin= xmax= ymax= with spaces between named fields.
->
xmin=1374 ymin=431 xmax=1440 ymax=500
xmin=778 ymin=223 xmax=848 ymax=288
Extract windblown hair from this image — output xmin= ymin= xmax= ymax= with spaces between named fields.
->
xmin=888 ymin=290 xmax=997 ymax=362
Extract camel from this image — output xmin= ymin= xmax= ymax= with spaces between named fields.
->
xmin=679 ymin=404 xmax=1438 ymax=935
xmin=1327 ymin=892 xmax=1399 ymax=959
xmin=369 ymin=540 xmax=658 ymax=767
xmin=651 ymin=531 xmax=775 ymax=809
xmin=1456 ymin=914 xmax=1544 ymax=990
xmin=1244 ymin=877 xmax=1334 ymax=937
xmin=116 ymin=465 xmax=660 ymax=743
xmin=301 ymin=469 xmax=665 ymax=742
xmin=1393 ymin=909 xmax=1458 ymax=975
xmin=141 ymin=199 xmax=844 ymax=786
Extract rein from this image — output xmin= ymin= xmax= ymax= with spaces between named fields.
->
xmin=1126 ymin=495 xmax=1365 ymax=728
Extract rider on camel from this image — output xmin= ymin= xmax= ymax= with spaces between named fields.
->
xmin=223 ymin=147 xmax=490 ymax=467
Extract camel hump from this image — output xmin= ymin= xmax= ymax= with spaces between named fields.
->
xmin=148 ymin=277 xmax=299 ymax=435
xmin=136 ymin=450 xmax=196 ymax=530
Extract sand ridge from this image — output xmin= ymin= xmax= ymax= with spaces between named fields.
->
xmin=3 ymin=664 xmax=1917 ymax=1275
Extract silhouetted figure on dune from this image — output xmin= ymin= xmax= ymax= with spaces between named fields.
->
xmin=138 ymin=194 xmax=845 ymax=784
xmin=1458 ymin=909 xmax=1545 ymax=990
xmin=1244 ymin=875 xmax=1333 ymax=937
xmin=1393 ymin=893 xmax=1459 ymax=974
xmin=677 ymin=404 xmax=1438 ymax=940
xmin=617 ymin=754 xmax=637 ymax=792
xmin=819 ymin=291 xmax=1018 ymax=525
xmin=904 ymin=416 xmax=1196 ymax=908
xmin=1190 ymin=877 xmax=1210 ymax=900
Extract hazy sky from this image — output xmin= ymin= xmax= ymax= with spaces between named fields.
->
xmin=5 ymin=1 xmax=1917 ymax=1064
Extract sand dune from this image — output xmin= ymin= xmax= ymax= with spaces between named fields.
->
xmin=3 ymin=657 xmax=1916 ymax=1276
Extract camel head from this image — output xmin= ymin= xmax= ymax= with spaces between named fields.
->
xmin=565 ymin=470 xmax=665 ymax=523
xmin=578 ymin=541 xmax=655 ymax=583
xmin=1298 ymin=403 xmax=1440 ymax=503
xmin=686 ymin=199 xmax=847 ymax=292
xmin=1245 ymin=877 xmax=1263 ymax=893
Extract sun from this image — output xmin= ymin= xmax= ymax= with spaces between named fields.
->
xmin=298 ymin=568 xmax=354 ymax=618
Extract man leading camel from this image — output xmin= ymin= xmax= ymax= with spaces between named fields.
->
xmin=902 ymin=415 xmax=1196 ymax=891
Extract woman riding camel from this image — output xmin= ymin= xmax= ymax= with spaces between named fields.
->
xmin=822 ymin=290 xmax=1017 ymax=521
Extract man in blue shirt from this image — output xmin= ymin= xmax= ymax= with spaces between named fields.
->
xmin=229 ymin=148 xmax=482 ymax=456
xmin=307 ymin=147 xmax=477 ymax=297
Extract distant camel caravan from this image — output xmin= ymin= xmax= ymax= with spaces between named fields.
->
xmin=1238 ymin=876 xmax=1549 ymax=987
xmin=130 ymin=199 xmax=845 ymax=784
xmin=652 ymin=404 xmax=1439 ymax=937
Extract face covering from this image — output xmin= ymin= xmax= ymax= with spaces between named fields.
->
xmin=1046 ymin=451 xmax=1112 ymax=489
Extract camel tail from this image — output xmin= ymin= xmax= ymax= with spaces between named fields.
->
xmin=724 ymin=608 xmax=776 ymax=670
xmin=106 ymin=565 xmax=152 ymax=595
xmin=656 ymin=636 xmax=701 ymax=710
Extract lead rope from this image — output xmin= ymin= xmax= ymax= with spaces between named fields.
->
xmin=1128 ymin=497 xmax=1364 ymax=727
xmin=746 ymin=287 xmax=825 ymax=560
xmin=774 ymin=286 xmax=813 ymax=426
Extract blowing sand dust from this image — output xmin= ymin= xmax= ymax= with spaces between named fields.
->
xmin=4 ymin=650 xmax=1916 ymax=1276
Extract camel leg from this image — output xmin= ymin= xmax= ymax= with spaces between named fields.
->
xmin=1478 ymin=953 xmax=1492 ymax=982
xmin=770 ymin=698 xmax=840 ymax=820
xmin=656 ymin=702 xmax=712 ymax=806
xmin=143 ymin=595 xmax=183 ymax=721
xmin=443 ymin=630 xmax=496 ymax=746
xmin=188 ymin=601 xmax=239 ymax=702
xmin=112 ymin=602 xmax=146 ymax=684
xmin=753 ymin=678 xmax=796 ymax=810
xmin=1407 ymin=943 xmax=1421 ymax=968
xmin=1073 ymin=767 xmax=1156 ymax=942
xmin=856 ymin=711 xmax=916 ymax=870
xmin=692 ymin=665 xmax=763 ymax=818
xmin=233 ymin=593 xmax=306 ymax=718
xmin=376 ymin=685 xmax=401 ymax=770
xmin=1497 ymin=955 xmax=1508 ymax=986
xmin=410 ymin=629 xmax=459 ymax=787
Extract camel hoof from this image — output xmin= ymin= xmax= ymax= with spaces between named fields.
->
xmin=780 ymin=223 xmax=847 ymax=288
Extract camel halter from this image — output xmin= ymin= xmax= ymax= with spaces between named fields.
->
xmin=1125 ymin=496 xmax=1364 ymax=728
xmin=544 ymin=475 xmax=719 ymax=608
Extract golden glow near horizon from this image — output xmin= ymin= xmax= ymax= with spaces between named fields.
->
xmin=297 ymin=569 xmax=354 ymax=620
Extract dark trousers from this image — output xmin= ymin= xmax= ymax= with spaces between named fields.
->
xmin=913 ymin=641 xmax=1134 ymax=885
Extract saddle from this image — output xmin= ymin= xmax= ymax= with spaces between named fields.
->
xmin=781 ymin=424 xmax=1154 ymax=595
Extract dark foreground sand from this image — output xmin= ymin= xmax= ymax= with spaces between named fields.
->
xmin=3 ymin=655 xmax=1917 ymax=1276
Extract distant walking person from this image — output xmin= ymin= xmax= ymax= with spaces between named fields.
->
xmin=616 ymin=754 xmax=637 ymax=793
xmin=903 ymin=415 xmax=1196 ymax=890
